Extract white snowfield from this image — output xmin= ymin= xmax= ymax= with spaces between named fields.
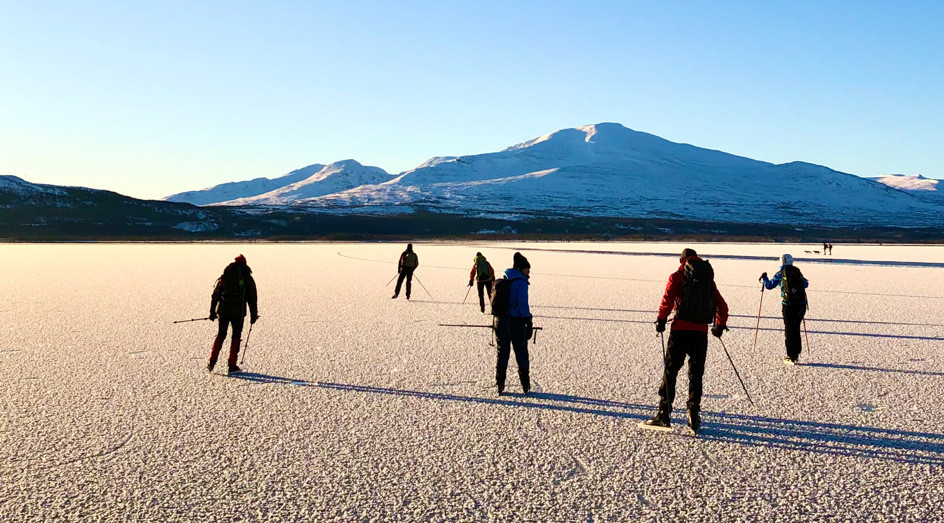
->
xmin=2 ymin=242 xmax=943 ymax=521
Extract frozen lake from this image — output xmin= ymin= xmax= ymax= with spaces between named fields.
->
xmin=2 ymin=242 xmax=943 ymax=521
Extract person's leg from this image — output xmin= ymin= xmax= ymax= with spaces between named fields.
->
xmin=784 ymin=304 xmax=803 ymax=360
xmin=393 ymin=272 xmax=406 ymax=297
xmin=686 ymin=331 xmax=709 ymax=416
xmin=405 ymin=269 xmax=413 ymax=299
xmin=656 ymin=330 xmax=687 ymax=420
xmin=208 ymin=316 xmax=230 ymax=370
xmin=227 ymin=316 xmax=245 ymax=368
xmin=477 ymin=281 xmax=487 ymax=312
xmin=510 ymin=319 xmax=531 ymax=393
xmin=495 ymin=318 xmax=511 ymax=394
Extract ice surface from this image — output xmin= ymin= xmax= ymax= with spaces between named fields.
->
xmin=2 ymin=242 xmax=943 ymax=520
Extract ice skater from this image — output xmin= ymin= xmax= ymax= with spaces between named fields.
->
xmin=468 ymin=252 xmax=496 ymax=313
xmin=644 ymin=248 xmax=728 ymax=433
xmin=392 ymin=244 xmax=419 ymax=300
xmin=493 ymin=252 xmax=533 ymax=396
xmin=760 ymin=254 xmax=809 ymax=365
xmin=208 ymin=254 xmax=258 ymax=375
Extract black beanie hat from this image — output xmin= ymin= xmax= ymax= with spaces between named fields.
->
xmin=513 ymin=252 xmax=531 ymax=269
xmin=680 ymin=248 xmax=697 ymax=262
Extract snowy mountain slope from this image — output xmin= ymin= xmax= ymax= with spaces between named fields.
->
xmin=870 ymin=174 xmax=942 ymax=200
xmin=305 ymin=124 xmax=944 ymax=227
xmin=0 ymin=175 xmax=67 ymax=197
xmin=219 ymin=160 xmax=394 ymax=206
xmin=164 ymin=163 xmax=326 ymax=205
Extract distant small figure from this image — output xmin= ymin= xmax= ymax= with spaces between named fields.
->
xmin=208 ymin=255 xmax=258 ymax=375
xmin=469 ymin=252 xmax=496 ymax=313
xmin=760 ymin=254 xmax=809 ymax=365
xmin=392 ymin=244 xmax=419 ymax=300
xmin=823 ymin=242 xmax=828 ymax=255
xmin=492 ymin=252 xmax=533 ymax=396
xmin=828 ymin=243 xmax=833 ymax=255
xmin=644 ymin=248 xmax=728 ymax=434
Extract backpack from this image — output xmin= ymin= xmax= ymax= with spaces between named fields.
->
xmin=490 ymin=276 xmax=520 ymax=317
xmin=674 ymin=258 xmax=717 ymax=324
xmin=217 ymin=264 xmax=246 ymax=307
xmin=401 ymin=252 xmax=418 ymax=269
xmin=476 ymin=260 xmax=490 ymax=281
xmin=781 ymin=265 xmax=807 ymax=305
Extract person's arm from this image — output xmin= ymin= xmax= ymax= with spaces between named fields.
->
xmin=515 ymin=279 xmax=530 ymax=318
xmin=713 ymin=283 xmax=729 ymax=326
xmin=803 ymin=277 xmax=809 ymax=288
xmin=398 ymin=254 xmax=404 ymax=273
xmin=246 ymin=275 xmax=258 ymax=321
xmin=763 ymin=271 xmax=782 ymax=290
xmin=488 ymin=263 xmax=495 ymax=280
xmin=210 ymin=278 xmax=222 ymax=319
xmin=657 ymin=272 xmax=680 ymax=320
xmin=469 ymin=265 xmax=476 ymax=283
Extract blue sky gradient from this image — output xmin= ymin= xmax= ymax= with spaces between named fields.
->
xmin=2 ymin=1 xmax=942 ymax=199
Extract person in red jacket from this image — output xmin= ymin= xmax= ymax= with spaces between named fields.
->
xmin=644 ymin=248 xmax=728 ymax=433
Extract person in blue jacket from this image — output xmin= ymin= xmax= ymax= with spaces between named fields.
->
xmin=494 ymin=252 xmax=533 ymax=395
xmin=760 ymin=254 xmax=809 ymax=364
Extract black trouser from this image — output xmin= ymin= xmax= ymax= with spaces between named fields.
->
xmin=782 ymin=303 xmax=807 ymax=360
xmin=657 ymin=329 xmax=708 ymax=417
xmin=477 ymin=280 xmax=493 ymax=312
xmin=216 ymin=313 xmax=244 ymax=341
xmin=394 ymin=267 xmax=415 ymax=298
xmin=495 ymin=316 xmax=530 ymax=392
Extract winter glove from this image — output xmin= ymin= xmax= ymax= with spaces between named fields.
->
xmin=524 ymin=318 xmax=534 ymax=340
xmin=655 ymin=318 xmax=667 ymax=333
xmin=759 ymin=272 xmax=768 ymax=282
xmin=209 ymin=311 xmax=217 ymax=321
xmin=250 ymin=313 xmax=259 ymax=325
xmin=711 ymin=325 xmax=728 ymax=338
xmin=468 ymin=280 xmax=474 ymax=287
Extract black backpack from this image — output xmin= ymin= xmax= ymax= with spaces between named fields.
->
xmin=781 ymin=265 xmax=807 ymax=305
xmin=674 ymin=258 xmax=717 ymax=324
xmin=490 ymin=276 xmax=521 ymax=317
xmin=217 ymin=264 xmax=246 ymax=307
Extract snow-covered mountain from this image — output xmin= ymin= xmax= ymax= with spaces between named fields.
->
xmin=305 ymin=123 xmax=943 ymax=227
xmin=218 ymin=160 xmax=394 ymax=206
xmin=165 ymin=163 xmax=326 ymax=205
xmin=162 ymin=123 xmax=944 ymax=227
xmin=870 ymin=174 xmax=941 ymax=200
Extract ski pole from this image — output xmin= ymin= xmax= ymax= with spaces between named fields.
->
xmin=462 ymin=284 xmax=473 ymax=304
xmin=752 ymin=285 xmax=765 ymax=352
xmin=413 ymin=274 xmax=434 ymax=299
xmin=384 ymin=273 xmax=399 ymax=288
xmin=240 ymin=322 xmax=254 ymax=365
xmin=172 ymin=317 xmax=211 ymax=324
xmin=718 ymin=337 xmax=756 ymax=409
xmin=803 ymin=318 xmax=812 ymax=361
xmin=658 ymin=329 xmax=669 ymax=400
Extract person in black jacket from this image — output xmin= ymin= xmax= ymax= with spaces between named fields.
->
xmin=208 ymin=254 xmax=258 ymax=374
xmin=760 ymin=254 xmax=809 ymax=364
xmin=392 ymin=244 xmax=419 ymax=300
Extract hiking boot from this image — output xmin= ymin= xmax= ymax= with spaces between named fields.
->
xmin=227 ymin=365 xmax=242 ymax=375
xmin=643 ymin=416 xmax=671 ymax=429
xmin=497 ymin=386 xmax=504 ymax=397
xmin=783 ymin=356 xmax=797 ymax=366
xmin=391 ymin=294 xmax=398 ymax=299
xmin=688 ymin=411 xmax=701 ymax=432
xmin=206 ymin=358 xmax=216 ymax=372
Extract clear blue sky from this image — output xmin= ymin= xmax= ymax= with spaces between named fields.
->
xmin=2 ymin=1 xmax=942 ymax=199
